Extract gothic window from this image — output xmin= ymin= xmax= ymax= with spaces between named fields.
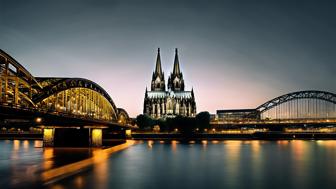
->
xmin=167 ymin=98 xmax=173 ymax=114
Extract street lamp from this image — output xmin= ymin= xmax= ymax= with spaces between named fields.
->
xmin=35 ymin=117 xmax=42 ymax=123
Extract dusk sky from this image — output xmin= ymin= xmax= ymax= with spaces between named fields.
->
xmin=1 ymin=0 xmax=335 ymax=117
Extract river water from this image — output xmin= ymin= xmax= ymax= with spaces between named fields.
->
xmin=1 ymin=140 xmax=336 ymax=189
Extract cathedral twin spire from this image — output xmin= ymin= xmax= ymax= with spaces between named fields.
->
xmin=169 ymin=48 xmax=184 ymax=91
xmin=145 ymin=48 xmax=197 ymax=117
xmin=154 ymin=48 xmax=163 ymax=77
xmin=151 ymin=48 xmax=165 ymax=91
xmin=173 ymin=48 xmax=181 ymax=75
xmin=151 ymin=48 xmax=185 ymax=92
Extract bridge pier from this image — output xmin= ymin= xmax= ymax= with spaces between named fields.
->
xmin=43 ymin=127 xmax=105 ymax=147
xmin=89 ymin=128 xmax=103 ymax=147
xmin=43 ymin=128 xmax=55 ymax=147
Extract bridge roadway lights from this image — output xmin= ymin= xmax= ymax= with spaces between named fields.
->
xmin=42 ymin=126 xmax=107 ymax=147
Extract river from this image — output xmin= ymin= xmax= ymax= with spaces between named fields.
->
xmin=1 ymin=140 xmax=336 ymax=189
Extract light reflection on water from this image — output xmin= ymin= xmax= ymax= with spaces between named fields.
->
xmin=47 ymin=140 xmax=336 ymax=189
xmin=1 ymin=140 xmax=336 ymax=189
xmin=0 ymin=140 xmax=99 ymax=188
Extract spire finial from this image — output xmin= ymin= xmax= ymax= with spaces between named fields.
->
xmin=158 ymin=48 xmax=160 ymax=53
xmin=175 ymin=48 xmax=178 ymax=54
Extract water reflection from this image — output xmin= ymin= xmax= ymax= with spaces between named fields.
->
xmin=23 ymin=140 xmax=29 ymax=151
xmin=147 ymin=140 xmax=153 ymax=148
xmin=224 ymin=141 xmax=242 ymax=188
xmin=171 ymin=140 xmax=178 ymax=152
xmin=1 ymin=140 xmax=336 ymax=189
xmin=13 ymin=140 xmax=20 ymax=151
xmin=0 ymin=140 xmax=102 ymax=188
xmin=43 ymin=148 xmax=55 ymax=170
xmin=93 ymin=155 xmax=109 ymax=189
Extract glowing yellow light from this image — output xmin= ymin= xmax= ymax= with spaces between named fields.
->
xmin=92 ymin=129 xmax=102 ymax=147
xmin=13 ymin=140 xmax=20 ymax=151
xmin=36 ymin=117 xmax=42 ymax=123
xmin=43 ymin=128 xmax=54 ymax=147
xmin=171 ymin=140 xmax=178 ymax=151
xmin=147 ymin=140 xmax=153 ymax=148
xmin=75 ymin=176 xmax=84 ymax=188
xmin=212 ymin=140 xmax=219 ymax=144
xmin=125 ymin=129 xmax=132 ymax=137
xmin=23 ymin=140 xmax=29 ymax=150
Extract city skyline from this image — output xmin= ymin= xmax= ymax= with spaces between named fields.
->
xmin=1 ymin=0 xmax=335 ymax=117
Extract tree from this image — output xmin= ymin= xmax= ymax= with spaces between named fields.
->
xmin=195 ymin=111 xmax=210 ymax=132
xmin=135 ymin=114 xmax=156 ymax=130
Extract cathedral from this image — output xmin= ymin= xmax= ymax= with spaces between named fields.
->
xmin=143 ymin=48 xmax=197 ymax=118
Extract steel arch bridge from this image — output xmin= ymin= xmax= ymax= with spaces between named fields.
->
xmin=212 ymin=90 xmax=336 ymax=126
xmin=0 ymin=49 xmax=130 ymax=126
xmin=257 ymin=90 xmax=336 ymax=113
xmin=257 ymin=90 xmax=336 ymax=121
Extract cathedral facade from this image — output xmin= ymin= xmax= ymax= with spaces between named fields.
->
xmin=143 ymin=48 xmax=197 ymax=118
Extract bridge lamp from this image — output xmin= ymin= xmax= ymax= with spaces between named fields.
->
xmin=35 ymin=117 xmax=42 ymax=123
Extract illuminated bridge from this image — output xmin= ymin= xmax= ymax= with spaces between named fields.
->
xmin=0 ymin=49 xmax=133 ymax=147
xmin=213 ymin=90 xmax=336 ymax=127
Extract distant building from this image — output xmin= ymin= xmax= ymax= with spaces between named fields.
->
xmin=216 ymin=109 xmax=259 ymax=121
xmin=143 ymin=48 xmax=197 ymax=118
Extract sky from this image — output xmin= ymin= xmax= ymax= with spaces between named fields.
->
xmin=0 ymin=0 xmax=335 ymax=117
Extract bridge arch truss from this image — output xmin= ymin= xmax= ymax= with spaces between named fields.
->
xmin=257 ymin=90 xmax=336 ymax=120
xmin=33 ymin=78 xmax=119 ymax=121
xmin=0 ymin=49 xmax=125 ymax=122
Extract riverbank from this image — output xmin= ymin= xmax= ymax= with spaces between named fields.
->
xmin=1 ymin=132 xmax=336 ymax=141
xmin=132 ymin=132 xmax=336 ymax=140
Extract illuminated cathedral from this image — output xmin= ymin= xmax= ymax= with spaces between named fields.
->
xmin=143 ymin=48 xmax=197 ymax=118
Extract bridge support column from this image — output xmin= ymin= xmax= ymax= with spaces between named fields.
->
xmin=90 ymin=128 xmax=103 ymax=147
xmin=125 ymin=129 xmax=132 ymax=139
xmin=43 ymin=128 xmax=55 ymax=147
